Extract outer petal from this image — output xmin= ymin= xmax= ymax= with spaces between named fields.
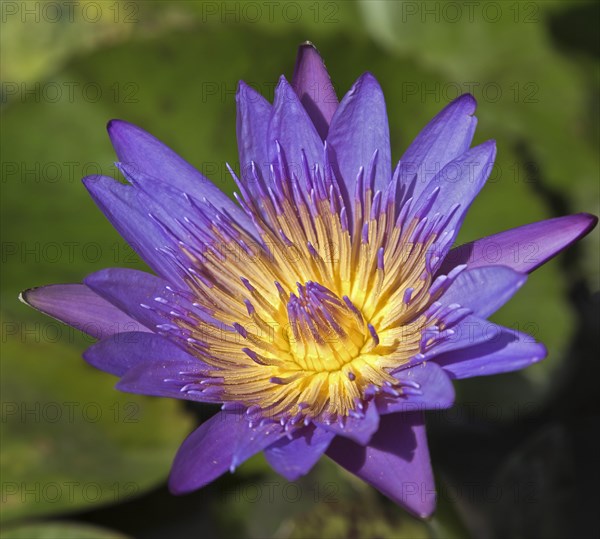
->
xmin=106 ymin=119 xmax=254 ymax=232
xmin=117 ymin=162 xmax=249 ymax=254
xmin=434 ymin=327 xmax=547 ymax=379
xmin=423 ymin=314 xmax=502 ymax=359
xmin=440 ymin=213 xmax=598 ymax=274
xmin=236 ymin=81 xmax=271 ymax=185
xmin=317 ymin=400 xmax=379 ymax=445
xmin=268 ymin=76 xmax=324 ymax=182
xmin=326 ymin=73 xmax=391 ymax=198
xmin=169 ymin=412 xmax=284 ymax=494
xmin=264 ymin=425 xmax=335 ymax=481
xmin=83 ymin=268 xmax=215 ymax=332
xmin=439 ymin=266 xmax=527 ymax=318
xmin=291 ymin=42 xmax=338 ymax=140
xmin=115 ymin=359 xmax=218 ymax=403
xmin=19 ymin=284 xmax=149 ymax=339
xmin=398 ymin=94 xmax=477 ymax=202
xmin=327 ymin=412 xmax=436 ymax=518
xmin=84 ymin=268 xmax=174 ymax=330
xmin=408 ymin=140 xmax=496 ymax=245
xmin=377 ymin=362 xmax=455 ymax=415
xmin=83 ymin=175 xmax=186 ymax=287
xmin=83 ymin=331 xmax=203 ymax=377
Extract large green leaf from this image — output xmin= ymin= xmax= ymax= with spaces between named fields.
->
xmin=1 ymin=313 xmax=194 ymax=522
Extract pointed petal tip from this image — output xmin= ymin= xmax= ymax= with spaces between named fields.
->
xmin=480 ymin=138 xmax=497 ymax=152
xmin=362 ymin=71 xmax=378 ymax=82
xmin=167 ymin=473 xmax=190 ymax=496
xmin=81 ymin=174 xmax=120 ymax=193
xmin=414 ymin=502 xmax=436 ymax=519
xmin=81 ymin=174 xmax=103 ymax=188
xmin=273 ymin=74 xmax=293 ymax=99
xmin=19 ymin=285 xmax=62 ymax=311
xmin=82 ymin=268 xmax=112 ymax=290
xmin=236 ymin=80 xmax=247 ymax=95
xmin=534 ymin=341 xmax=548 ymax=363
xmin=454 ymin=92 xmax=477 ymax=113
xmin=236 ymin=79 xmax=254 ymax=99
xmin=18 ymin=286 xmax=66 ymax=310
xmin=298 ymin=40 xmax=317 ymax=50
xmin=355 ymin=71 xmax=381 ymax=89
xmin=574 ymin=212 xmax=598 ymax=234
xmin=294 ymin=40 xmax=322 ymax=63
xmin=106 ymin=118 xmax=120 ymax=133
xmin=18 ymin=288 xmax=31 ymax=306
xmin=106 ymin=118 xmax=137 ymax=139
xmin=469 ymin=138 xmax=497 ymax=163
xmin=294 ymin=39 xmax=327 ymax=60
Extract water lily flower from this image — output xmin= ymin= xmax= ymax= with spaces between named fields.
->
xmin=21 ymin=43 xmax=597 ymax=518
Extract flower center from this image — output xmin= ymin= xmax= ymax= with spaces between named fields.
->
xmin=286 ymin=281 xmax=366 ymax=373
xmin=165 ymin=150 xmax=465 ymax=425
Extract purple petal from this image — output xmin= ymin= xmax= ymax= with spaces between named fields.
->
xmin=268 ymin=76 xmax=324 ymax=181
xmin=83 ymin=331 xmax=202 ymax=377
xmin=264 ymin=425 xmax=335 ymax=481
xmin=116 ymin=162 xmax=239 ymax=251
xmin=317 ymin=400 xmax=379 ymax=445
xmin=169 ymin=412 xmax=284 ymax=494
xmin=409 ymin=140 xmax=496 ymax=251
xmin=424 ymin=314 xmax=502 ymax=359
xmin=377 ymin=362 xmax=455 ymax=414
xmin=434 ymin=327 xmax=547 ymax=379
xmin=398 ymin=94 xmax=477 ymax=202
xmin=291 ymin=42 xmax=338 ymax=139
xmin=106 ymin=119 xmax=254 ymax=233
xmin=440 ymin=213 xmax=598 ymax=274
xmin=83 ymin=268 xmax=203 ymax=332
xmin=326 ymin=73 xmax=391 ymax=198
xmin=439 ymin=266 xmax=527 ymax=318
xmin=115 ymin=358 xmax=217 ymax=403
xmin=83 ymin=175 xmax=187 ymax=287
xmin=236 ymin=81 xmax=271 ymax=186
xmin=19 ymin=284 xmax=150 ymax=339
xmin=327 ymin=412 xmax=436 ymax=518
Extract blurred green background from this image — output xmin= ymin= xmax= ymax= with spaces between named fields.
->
xmin=1 ymin=1 xmax=599 ymax=538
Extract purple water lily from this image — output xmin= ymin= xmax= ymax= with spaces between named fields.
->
xmin=21 ymin=43 xmax=596 ymax=518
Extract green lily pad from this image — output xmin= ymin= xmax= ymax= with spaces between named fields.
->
xmin=0 ymin=312 xmax=194 ymax=522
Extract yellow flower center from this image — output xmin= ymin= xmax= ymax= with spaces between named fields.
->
xmin=285 ymin=282 xmax=365 ymax=373
xmin=175 ymin=163 xmax=443 ymax=422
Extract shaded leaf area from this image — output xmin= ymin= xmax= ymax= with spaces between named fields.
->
xmin=1 ymin=318 xmax=194 ymax=523
xmin=1 ymin=1 xmax=598 ymax=538
xmin=428 ymin=414 xmax=600 ymax=539
xmin=0 ymin=521 xmax=130 ymax=539
xmin=67 ymin=457 xmax=468 ymax=539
